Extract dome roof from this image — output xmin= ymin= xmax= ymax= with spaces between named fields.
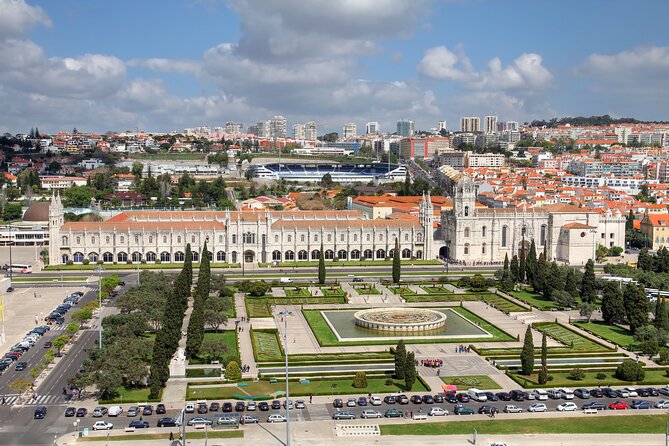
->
xmin=23 ymin=202 xmax=50 ymax=222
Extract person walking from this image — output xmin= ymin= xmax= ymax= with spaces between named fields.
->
xmin=169 ymin=432 xmax=174 ymax=441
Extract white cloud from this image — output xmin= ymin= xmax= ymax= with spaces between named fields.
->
xmin=127 ymin=58 xmax=201 ymax=76
xmin=0 ymin=0 xmax=51 ymax=38
xmin=417 ymin=46 xmax=468 ymax=81
xmin=579 ymin=46 xmax=669 ymax=86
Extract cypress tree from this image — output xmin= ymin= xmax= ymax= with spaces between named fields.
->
xmin=544 ymin=261 xmax=562 ymax=300
xmin=623 ymin=284 xmax=649 ymax=333
xmin=404 ymin=351 xmax=416 ymax=391
xmin=318 ymin=243 xmax=326 ymax=284
xmin=526 ymin=239 xmax=537 ymax=283
xmin=403 ymin=172 xmax=411 ymax=196
xmin=520 ymin=325 xmax=535 ymax=375
xmin=501 ymin=253 xmax=513 ymax=291
xmin=656 ymin=298 xmax=669 ymax=332
xmin=186 ymin=242 xmax=210 ymax=358
xmin=601 ymin=281 xmax=625 ymax=324
xmin=532 ymin=253 xmax=547 ymax=294
xmin=580 ymin=259 xmax=597 ymax=303
xmin=510 ymin=255 xmax=519 ymax=284
xmin=564 ymin=267 xmax=579 ymax=298
xmin=638 ymin=248 xmax=652 ymax=272
xmin=519 ymin=243 xmax=526 ymax=283
xmin=185 ymin=243 xmax=193 ymax=286
xmin=392 ymin=238 xmax=401 ymax=283
xmin=394 ymin=340 xmax=406 ymax=380
xmin=538 ymin=331 xmax=548 ymax=384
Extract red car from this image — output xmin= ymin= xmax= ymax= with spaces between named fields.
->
xmin=609 ymin=400 xmax=628 ymax=410
xmin=44 ymin=341 xmax=52 ymax=349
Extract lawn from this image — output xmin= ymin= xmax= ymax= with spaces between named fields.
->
xmin=245 ymin=299 xmax=272 ymax=318
xmin=284 ymin=288 xmax=312 ymax=298
xmin=509 ymin=289 xmax=558 ymax=310
xmin=320 ymin=286 xmax=345 ymax=297
xmin=440 ymin=375 xmax=501 ymax=390
xmin=509 ymin=367 xmax=669 ymax=388
xmin=534 ymin=322 xmax=610 ymax=352
xmin=251 ymin=330 xmax=283 ymax=361
xmin=380 ymin=415 xmax=669 ymax=436
xmin=99 ymin=387 xmax=161 ymax=404
xmin=80 ymin=431 xmax=243 ymax=442
xmin=421 ymin=285 xmax=452 ymax=294
xmin=189 ymin=331 xmax=239 ymax=364
xmin=186 ymin=368 xmax=222 ymax=378
xmin=387 ymin=286 xmax=417 ymax=295
xmin=574 ymin=321 xmax=636 ymax=350
xmin=354 ymin=285 xmax=381 ymax=295
xmin=245 ymin=296 xmax=346 ymax=318
xmin=186 ymin=377 xmax=428 ymax=400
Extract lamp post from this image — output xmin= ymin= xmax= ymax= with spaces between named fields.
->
xmin=278 ymin=308 xmax=293 ymax=446
xmin=95 ymin=266 xmax=104 ymax=349
xmin=8 ymin=224 xmax=13 ymax=288
xmin=590 ymin=229 xmax=598 ymax=263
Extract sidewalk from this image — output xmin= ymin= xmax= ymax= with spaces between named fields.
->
xmin=236 ymin=293 xmax=258 ymax=378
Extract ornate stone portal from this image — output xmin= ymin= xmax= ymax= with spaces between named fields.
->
xmin=353 ymin=308 xmax=447 ymax=332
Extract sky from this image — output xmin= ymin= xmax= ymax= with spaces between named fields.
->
xmin=0 ymin=0 xmax=668 ymax=135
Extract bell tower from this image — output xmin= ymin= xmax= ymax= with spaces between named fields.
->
xmin=48 ymin=191 xmax=64 ymax=265
xmin=453 ymin=177 xmax=476 ymax=218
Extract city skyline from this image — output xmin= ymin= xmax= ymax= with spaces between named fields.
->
xmin=0 ymin=0 xmax=667 ymax=134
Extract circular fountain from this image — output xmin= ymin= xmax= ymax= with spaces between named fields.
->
xmin=353 ymin=308 xmax=447 ymax=332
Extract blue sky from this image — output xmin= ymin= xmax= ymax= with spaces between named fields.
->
xmin=1 ymin=0 xmax=668 ymax=134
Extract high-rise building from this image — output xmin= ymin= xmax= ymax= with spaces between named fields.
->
xmin=366 ymin=122 xmax=379 ymax=134
xmin=292 ymin=124 xmax=305 ymax=139
xmin=270 ymin=115 xmax=287 ymax=138
xmin=484 ymin=115 xmax=498 ymax=133
xmin=256 ymin=120 xmax=270 ymax=138
xmin=304 ymin=121 xmax=317 ymax=141
xmin=225 ymin=122 xmax=243 ymax=134
xmin=506 ymin=121 xmax=519 ymax=132
xmin=397 ymin=119 xmax=415 ymax=137
xmin=460 ymin=117 xmax=481 ymax=133
xmin=438 ymin=120 xmax=447 ymax=132
xmin=343 ymin=123 xmax=357 ymax=138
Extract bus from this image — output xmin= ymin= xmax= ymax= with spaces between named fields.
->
xmin=2 ymin=264 xmax=32 ymax=274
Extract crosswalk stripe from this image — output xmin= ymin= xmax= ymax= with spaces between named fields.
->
xmin=2 ymin=394 xmax=69 ymax=406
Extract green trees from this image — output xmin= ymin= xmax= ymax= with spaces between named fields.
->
xmin=519 ymin=242 xmax=527 ymax=283
xmin=564 ymin=268 xmax=579 ymax=299
xmin=526 ymin=239 xmax=537 ymax=284
xmin=615 ymin=359 xmax=645 ymax=381
xmin=655 ymin=299 xmax=669 ymax=332
xmin=392 ymin=238 xmax=401 ymax=283
xmin=638 ymin=248 xmax=652 ymax=271
xmin=404 ymin=351 xmax=416 ymax=391
xmin=623 ymin=283 xmax=649 ymax=333
xmin=239 ymin=280 xmax=270 ymax=297
xmin=203 ymin=295 xmax=232 ymax=331
xmin=394 ymin=340 xmax=406 ymax=380
xmin=579 ymin=302 xmax=596 ymax=322
xmin=520 ymin=325 xmax=535 ymax=375
xmin=224 ymin=360 xmax=242 ymax=381
xmin=186 ymin=242 xmax=211 ymax=358
xmin=601 ymin=281 xmax=625 ymax=324
xmin=510 ymin=255 xmax=520 ymax=284
xmin=500 ymin=254 xmax=514 ymax=291
xmin=538 ymin=332 xmax=549 ymax=385
xmin=352 ymin=371 xmax=368 ymax=388
xmin=580 ymin=259 xmax=597 ymax=303
xmin=318 ymin=243 xmax=326 ymax=284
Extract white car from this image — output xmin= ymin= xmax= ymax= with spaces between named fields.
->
xmin=556 ymin=402 xmax=578 ymax=412
xmin=346 ymin=398 xmax=356 ymax=407
xmin=370 ymin=396 xmax=382 ymax=406
xmin=655 ymin=400 xmax=669 ymax=409
xmin=617 ymin=389 xmax=630 ymax=398
xmin=503 ymin=405 xmax=523 ymax=413
xmin=294 ymin=400 xmax=305 ymax=409
xmin=624 ymin=387 xmax=638 ymax=397
xmin=528 ymin=403 xmax=548 ymax=412
xmin=267 ymin=414 xmax=287 ymax=423
xmin=108 ymin=405 xmax=123 ymax=417
xmin=428 ymin=407 xmax=449 ymax=416
xmin=361 ymin=409 xmax=382 ymax=419
xmin=246 ymin=401 xmax=257 ymax=411
xmin=92 ymin=421 xmax=113 ymax=430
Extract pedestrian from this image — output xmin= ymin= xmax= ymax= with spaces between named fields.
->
xmin=410 ymin=410 xmax=413 ymax=418
xmin=309 ymin=395 xmax=313 ymax=404
xmin=139 ymin=416 xmax=143 ymax=421
xmin=169 ymin=432 xmax=174 ymax=441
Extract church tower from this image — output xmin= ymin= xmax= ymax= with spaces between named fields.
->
xmin=419 ymin=192 xmax=435 ymax=259
xmin=48 ymin=192 xmax=64 ymax=266
xmin=453 ymin=177 xmax=476 ymax=218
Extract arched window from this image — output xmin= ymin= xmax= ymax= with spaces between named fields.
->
xmin=120 ymin=236 xmax=124 ymax=243
xmin=76 ymin=236 xmax=81 ymax=244
xmin=404 ymin=233 xmax=409 ymax=242
xmin=61 ymin=254 xmax=69 ymax=263
xmin=231 ymin=234 xmax=236 ymax=244
xmin=464 ymin=206 xmax=469 ymax=216
xmin=272 ymin=250 xmax=281 ymax=261
xmin=541 ymin=224 xmax=547 ymax=246
xmin=482 ymin=226 xmax=487 ymax=238
xmin=243 ymin=232 xmax=256 ymax=244
xmin=325 ymin=250 xmax=334 ymax=260
xmin=351 ymin=250 xmax=361 ymax=259
xmin=287 ymin=235 xmax=292 ymax=242
xmin=103 ymin=252 xmax=113 ymax=263
xmin=402 ymin=248 xmax=411 ymax=259
xmin=482 ymin=243 xmax=487 ymax=254
xmin=73 ymin=252 xmax=84 ymax=263
xmin=148 ymin=236 xmax=152 ymax=244
xmin=206 ymin=251 xmax=213 ymax=261
xmin=464 ymin=243 xmax=470 ymax=255
xmin=464 ymin=227 xmax=470 ymax=238
xmin=285 ymin=250 xmax=295 ymax=260
xmin=275 ymin=234 xmax=279 ymax=243
xmin=501 ymin=226 xmax=508 ymax=247
xmin=163 ymin=235 xmax=167 ymax=243
xmin=174 ymin=251 xmax=185 ymax=262
xmin=376 ymin=249 xmax=386 ymax=259
xmin=91 ymin=236 xmax=96 ymax=244
xmin=231 ymin=251 xmax=237 ymax=263
xmin=117 ymin=252 xmax=128 ymax=262
xmin=192 ymin=251 xmax=200 ymax=262
xmin=311 ymin=250 xmax=319 ymax=260
xmin=88 ymin=252 xmax=98 ymax=262
xmin=417 ymin=233 xmax=423 ymax=242
xmin=217 ymin=251 xmax=226 ymax=262
xmin=389 ymin=249 xmax=395 ymax=259
xmin=366 ymin=234 xmax=371 ymax=242
xmin=340 ymin=234 xmax=345 ymax=242
xmin=146 ymin=252 xmax=156 ymax=262
xmin=353 ymin=234 xmax=358 ymax=242
xmin=416 ymin=250 xmax=423 ymax=259
xmin=131 ymin=252 xmax=142 ymax=262
xmin=160 ymin=251 xmax=171 ymax=262
xmin=298 ymin=250 xmax=308 ymax=260
xmin=62 ymin=236 xmax=68 ymax=245
xmin=337 ymin=249 xmax=347 ymax=260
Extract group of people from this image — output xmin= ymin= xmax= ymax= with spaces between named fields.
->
xmin=456 ymin=345 xmax=471 ymax=353
xmin=418 ymin=359 xmax=443 ymax=368
xmin=241 ymin=364 xmax=251 ymax=373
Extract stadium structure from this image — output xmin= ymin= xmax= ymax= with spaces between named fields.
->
xmin=249 ymin=162 xmax=407 ymax=184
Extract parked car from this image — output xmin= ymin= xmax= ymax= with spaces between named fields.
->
xmin=294 ymin=400 xmax=305 ymax=409
xmin=156 ymin=403 xmax=166 ymax=414
xmin=258 ymin=402 xmax=270 ymax=411
xmin=187 ymin=417 xmax=213 ymax=426
xmin=15 ymin=362 xmax=27 ymax=371
xmin=235 ymin=402 xmax=246 ymax=412
xmin=445 ymin=392 xmax=458 ymax=403
xmin=267 ymin=414 xmax=287 ymax=423
xmin=397 ymin=395 xmax=410 ymax=405
xmin=358 ymin=396 xmax=368 ymax=406
xmin=624 ymin=387 xmax=639 ymax=397
xmin=616 ymin=389 xmax=630 ymax=398
xmin=478 ymin=405 xmax=496 ymax=414
xmin=129 ymin=421 xmax=150 ymax=429
xmin=410 ymin=395 xmax=423 ymax=404
xmin=655 ymin=400 xmax=669 ymax=409
xmin=528 ymin=403 xmax=548 ymax=413
xmin=422 ymin=394 xmax=435 ymax=404
xmin=384 ymin=409 xmax=404 ymax=418
xmin=157 ymin=418 xmax=177 ymax=427
xmin=223 ymin=402 xmax=233 ymax=412
xmin=271 ymin=400 xmax=281 ymax=410
xmin=76 ymin=408 xmax=88 ymax=417
xmin=197 ymin=403 xmax=208 ymax=414
xmin=455 ymin=393 xmax=470 ymax=403
xmin=434 ymin=394 xmax=445 ymax=403
xmin=453 ymin=405 xmax=475 ymax=415
xmin=127 ymin=406 xmax=139 ymax=417
xmin=602 ymin=388 xmax=619 ymax=398
xmin=283 ymin=399 xmax=294 ymax=410
xmin=108 ymin=406 xmax=123 ymax=417
xmin=43 ymin=341 xmax=52 ymax=349
xmin=556 ymin=402 xmax=578 ymax=412
xmin=64 ymin=407 xmax=76 ymax=417
xmin=582 ymin=401 xmax=606 ymax=411
xmin=631 ymin=400 xmax=652 ymax=409
xmin=208 ymin=402 xmax=220 ymax=412
xmin=92 ymin=421 xmax=113 ymax=430
xmin=370 ymin=396 xmax=382 ymax=406
xmin=428 ymin=407 xmax=449 ymax=416
xmin=637 ymin=388 xmax=655 ymax=397
xmin=142 ymin=405 xmax=153 ymax=416
xmin=92 ymin=407 xmax=108 ymax=417
xmin=511 ymin=390 xmax=528 ymax=401
xmin=184 ymin=403 xmax=195 ymax=413
xmin=589 ymin=388 xmax=603 ymax=398
xmin=383 ymin=396 xmax=396 ymax=405
xmin=609 ymin=400 xmax=628 ymax=410
xmin=484 ymin=392 xmax=499 ymax=402
xmin=247 ymin=401 xmax=258 ymax=411
xmin=346 ymin=398 xmax=357 ymax=407
xmin=333 ymin=398 xmax=344 ymax=408
xmin=361 ymin=409 xmax=382 ymax=419
xmin=503 ymin=405 xmax=523 ymax=413
xmin=495 ymin=392 xmax=512 ymax=401
xmin=574 ymin=389 xmax=591 ymax=399
xmin=241 ymin=415 xmax=260 ymax=424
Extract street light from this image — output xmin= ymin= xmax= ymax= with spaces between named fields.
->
xmin=278 ymin=308 xmax=293 ymax=446
xmin=95 ymin=266 xmax=104 ymax=349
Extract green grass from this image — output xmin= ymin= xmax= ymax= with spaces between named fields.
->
xmin=421 ymin=285 xmax=452 ymax=294
xmin=99 ymin=387 xmax=161 ymax=404
xmin=509 ymin=289 xmax=558 ymax=310
xmin=380 ymin=415 xmax=669 ymax=436
xmin=259 ymin=259 xmax=441 ymax=268
xmin=402 ymin=292 xmax=528 ymax=313
xmin=79 ymin=431 xmax=243 ymax=441
xmin=509 ymin=367 xmax=669 ymax=388
xmin=245 ymin=299 xmax=272 ymax=318
xmin=302 ymin=306 xmax=514 ymax=346
xmin=440 ymin=375 xmax=501 ymax=390
xmin=354 ymin=286 xmax=381 ymax=295
xmin=285 ymin=288 xmax=311 ymax=298
xmin=189 ymin=331 xmax=239 ymax=364
xmin=186 ymin=368 xmax=222 ymax=378
xmin=45 ymin=262 xmax=239 ymax=271
xmin=534 ymin=322 xmax=611 ymax=352
xmin=245 ymin=296 xmax=346 ymax=318
xmin=320 ymin=287 xmax=345 ymax=297
xmin=387 ymin=286 xmax=417 ymax=295
xmin=186 ymin=377 xmax=427 ymax=400
xmin=574 ymin=321 xmax=636 ymax=349
xmin=251 ymin=330 xmax=283 ymax=361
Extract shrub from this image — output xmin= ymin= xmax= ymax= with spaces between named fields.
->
xmin=595 ymin=372 xmax=607 ymax=380
xmin=384 ymin=378 xmax=394 ymax=386
xmin=615 ymin=359 xmax=645 ymax=382
xmin=155 ymin=259 xmax=161 ymax=264
xmin=352 ymin=371 xmax=368 ymax=389
xmin=568 ymin=368 xmax=585 ymax=381
xmin=224 ymin=360 xmax=242 ymax=381
xmin=96 ymin=260 xmax=103 ymax=265
xmin=658 ymin=348 xmax=669 ymax=365
xmin=82 ymin=259 xmax=90 ymax=265
xmin=66 ymin=260 xmax=74 ymax=265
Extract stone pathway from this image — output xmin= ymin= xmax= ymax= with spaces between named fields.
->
xmin=235 ymin=293 xmax=258 ymax=378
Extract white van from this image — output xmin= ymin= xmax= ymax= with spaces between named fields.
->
xmin=533 ymin=389 xmax=548 ymax=401
xmin=185 ymin=403 xmax=195 ymax=413
xmin=468 ymin=388 xmax=488 ymax=402
xmin=280 ymin=277 xmax=293 ymax=283
xmin=558 ymin=388 xmax=574 ymax=400
xmin=108 ymin=406 xmax=123 ymax=417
